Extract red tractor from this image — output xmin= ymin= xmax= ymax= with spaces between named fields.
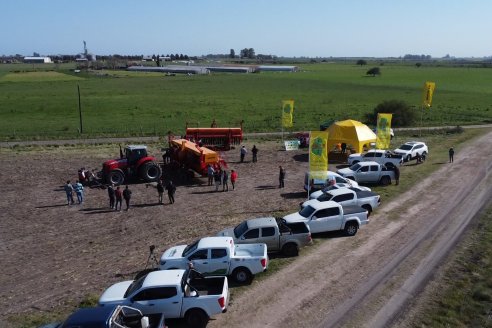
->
xmin=102 ymin=145 xmax=162 ymax=185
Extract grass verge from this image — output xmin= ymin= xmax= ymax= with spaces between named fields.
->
xmin=414 ymin=204 xmax=492 ymax=327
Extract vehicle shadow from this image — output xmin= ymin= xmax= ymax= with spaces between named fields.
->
xmin=311 ymin=230 xmax=349 ymax=239
xmin=292 ymin=153 xmax=308 ymax=162
xmin=335 ymin=164 xmax=350 ymax=169
xmin=432 ymin=162 xmax=448 ymax=165
xmin=190 ymin=190 xmax=222 ymax=194
xmin=281 ymin=191 xmax=306 ymax=199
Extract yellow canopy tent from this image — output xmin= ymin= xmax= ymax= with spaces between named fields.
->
xmin=327 ymin=119 xmax=376 ymax=153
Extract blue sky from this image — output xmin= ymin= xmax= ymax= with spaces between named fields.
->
xmin=2 ymin=0 xmax=491 ymax=57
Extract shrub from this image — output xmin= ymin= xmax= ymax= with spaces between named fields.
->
xmin=365 ymin=100 xmax=415 ymax=127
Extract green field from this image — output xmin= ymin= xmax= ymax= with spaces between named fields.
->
xmin=0 ymin=62 xmax=491 ymax=140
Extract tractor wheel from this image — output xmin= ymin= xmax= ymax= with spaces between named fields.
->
xmin=139 ymin=162 xmax=162 ymax=182
xmin=108 ymin=169 xmax=125 ymax=186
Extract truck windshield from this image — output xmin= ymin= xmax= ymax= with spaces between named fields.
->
xmin=124 ymin=275 xmax=146 ymax=298
xmin=299 ymin=206 xmax=316 ymax=218
xmin=233 ymin=221 xmax=249 ymax=239
xmin=349 ymin=163 xmax=361 ymax=171
xmin=183 ymin=240 xmax=200 ymax=257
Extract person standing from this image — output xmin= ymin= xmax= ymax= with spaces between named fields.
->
xmin=230 ymin=170 xmax=238 ymax=190
xmin=64 ymin=180 xmax=75 ymax=205
xmin=123 ymin=185 xmax=132 ymax=211
xmin=341 ymin=143 xmax=347 ymax=154
xmin=157 ymin=181 xmax=165 ymax=204
xmin=207 ymin=164 xmax=215 ymax=186
xmin=222 ymin=170 xmax=229 ymax=192
xmin=107 ymin=184 xmax=115 ymax=209
xmin=449 ymin=147 xmax=454 ymax=163
xmin=166 ymin=180 xmax=176 ymax=204
xmin=240 ymin=146 xmax=247 ymax=163
xmin=252 ymin=145 xmax=258 ymax=163
xmin=214 ymin=170 xmax=222 ymax=192
xmin=279 ymin=166 xmax=286 ymax=188
xmin=394 ymin=165 xmax=400 ymax=186
xmin=115 ymin=186 xmax=123 ymax=211
xmin=73 ymin=180 xmax=84 ymax=204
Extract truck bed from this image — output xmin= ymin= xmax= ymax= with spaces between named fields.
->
xmin=190 ymin=276 xmax=226 ymax=296
xmin=343 ymin=205 xmax=367 ymax=215
xmin=354 ymin=190 xmax=378 ymax=199
xmin=234 ymin=244 xmax=266 ymax=257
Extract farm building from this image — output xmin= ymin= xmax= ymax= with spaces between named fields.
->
xmin=206 ymin=66 xmax=253 ymax=73
xmin=127 ymin=65 xmax=209 ymax=75
xmin=257 ymin=65 xmax=298 ymax=72
xmin=23 ymin=56 xmax=52 ymax=63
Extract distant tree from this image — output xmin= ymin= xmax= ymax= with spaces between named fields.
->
xmin=247 ymin=48 xmax=255 ymax=59
xmin=151 ymin=54 xmax=156 ymax=61
xmin=175 ymin=53 xmax=179 ymax=60
xmin=156 ymin=56 xmax=160 ymax=67
xmin=356 ymin=59 xmax=367 ymax=66
xmin=365 ymin=100 xmax=415 ymax=127
xmin=33 ymin=52 xmax=40 ymax=57
xmin=366 ymin=67 xmax=381 ymax=76
xmin=229 ymin=49 xmax=235 ymax=58
xmin=415 ymin=62 xmax=422 ymax=68
xmin=240 ymin=48 xmax=248 ymax=58
xmin=179 ymin=54 xmax=184 ymax=60
xmin=170 ymin=54 xmax=175 ymax=60
xmin=184 ymin=55 xmax=189 ymax=60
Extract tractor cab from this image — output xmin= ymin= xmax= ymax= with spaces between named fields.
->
xmin=125 ymin=145 xmax=149 ymax=166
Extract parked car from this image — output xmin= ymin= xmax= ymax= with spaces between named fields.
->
xmin=305 ymin=187 xmax=380 ymax=215
xmin=283 ymin=201 xmax=369 ymax=236
xmin=393 ymin=141 xmax=428 ymax=162
xmin=303 ymin=171 xmax=370 ymax=192
xmin=39 ymin=305 xmax=166 ymax=328
xmin=217 ymin=217 xmax=312 ymax=256
xmin=99 ymin=269 xmax=227 ymax=328
xmin=159 ymin=237 xmax=268 ymax=284
xmin=309 ymin=184 xmax=371 ymax=200
xmin=347 ymin=149 xmax=403 ymax=167
xmin=337 ymin=161 xmax=396 ymax=186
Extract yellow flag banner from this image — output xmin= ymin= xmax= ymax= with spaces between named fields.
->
xmin=281 ymin=100 xmax=294 ymax=128
xmin=376 ymin=113 xmax=393 ymax=149
xmin=309 ymin=131 xmax=329 ymax=180
xmin=422 ymin=81 xmax=436 ymax=108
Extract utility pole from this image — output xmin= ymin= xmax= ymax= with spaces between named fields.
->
xmin=77 ymin=84 xmax=83 ymax=134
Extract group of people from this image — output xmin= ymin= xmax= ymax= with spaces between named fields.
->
xmin=240 ymin=145 xmax=258 ymax=163
xmin=207 ymin=164 xmax=237 ymax=192
xmin=107 ymin=184 xmax=132 ymax=211
xmin=64 ymin=180 xmax=85 ymax=205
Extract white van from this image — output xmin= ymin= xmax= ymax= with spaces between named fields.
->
xmin=303 ymin=171 xmax=368 ymax=193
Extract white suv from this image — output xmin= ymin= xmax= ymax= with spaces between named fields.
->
xmin=394 ymin=141 xmax=428 ymax=162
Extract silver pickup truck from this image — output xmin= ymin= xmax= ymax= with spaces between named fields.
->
xmin=217 ymin=217 xmax=312 ymax=256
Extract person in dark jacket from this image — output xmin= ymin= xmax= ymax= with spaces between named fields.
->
xmin=279 ymin=166 xmax=286 ymax=188
xmin=166 ymin=180 xmax=176 ymax=204
xmin=394 ymin=166 xmax=400 ymax=185
xmin=157 ymin=181 xmax=165 ymax=204
xmin=123 ymin=185 xmax=132 ymax=210
xmin=107 ymin=184 xmax=115 ymax=209
xmin=449 ymin=147 xmax=455 ymax=163
xmin=252 ymin=145 xmax=258 ymax=163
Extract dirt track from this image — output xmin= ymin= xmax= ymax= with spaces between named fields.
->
xmin=0 ymin=130 xmax=491 ymax=327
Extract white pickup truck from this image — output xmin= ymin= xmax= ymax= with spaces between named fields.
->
xmin=306 ymin=187 xmax=380 ymax=215
xmin=217 ymin=217 xmax=312 ymax=256
xmin=303 ymin=171 xmax=370 ymax=192
xmin=159 ymin=236 xmax=268 ymax=284
xmin=98 ymin=269 xmax=228 ymax=328
xmin=283 ymin=200 xmax=369 ymax=236
xmin=337 ymin=161 xmax=396 ymax=186
xmin=347 ymin=149 xmax=403 ymax=167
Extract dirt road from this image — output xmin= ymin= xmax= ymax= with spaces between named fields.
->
xmin=209 ymin=130 xmax=492 ymax=328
